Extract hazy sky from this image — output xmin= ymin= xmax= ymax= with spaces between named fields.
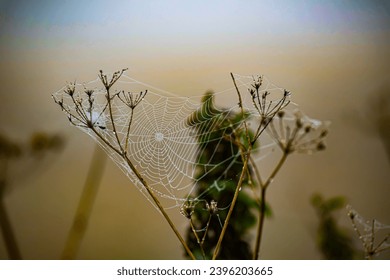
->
xmin=0 ymin=0 xmax=389 ymax=260
xmin=1 ymin=1 xmax=389 ymax=64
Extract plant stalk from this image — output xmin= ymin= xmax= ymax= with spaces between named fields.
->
xmin=253 ymin=187 xmax=266 ymax=260
xmin=61 ymin=145 xmax=107 ymax=259
xmin=0 ymin=186 xmax=22 ymax=259
xmin=253 ymin=151 xmax=288 ymax=259
xmin=212 ymin=149 xmax=250 ymax=260
xmin=124 ymin=155 xmax=196 ymax=260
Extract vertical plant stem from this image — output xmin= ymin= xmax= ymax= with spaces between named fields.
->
xmin=230 ymin=73 xmax=251 ymax=144
xmin=253 ymin=187 xmax=266 ymax=260
xmin=212 ymin=149 xmax=250 ymax=260
xmin=190 ymin=219 xmax=206 ymax=259
xmin=0 ymin=182 xmax=22 ymax=259
xmin=106 ymin=88 xmax=124 ymax=154
xmin=253 ymin=151 xmax=288 ymax=259
xmin=210 ymin=72 xmax=253 ymax=259
xmin=124 ymin=156 xmax=196 ymax=260
xmin=61 ymin=145 xmax=107 ymax=259
xmin=124 ymin=109 xmax=134 ymax=152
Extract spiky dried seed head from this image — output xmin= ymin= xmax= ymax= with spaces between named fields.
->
xmin=277 ymin=110 xmax=285 ymax=118
xmin=317 ymin=142 xmax=326 ymax=151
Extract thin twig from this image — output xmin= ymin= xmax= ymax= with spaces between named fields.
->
xmin=230 ymin=73 xmax=251 ymax=144
xmin=0 ymin=178 xmax=22 ymax=259
xmin=212 ymin=149 xmax=250 ymax=260
xmin=125 ymin=109 xmax=134 ymax=153
xmin=190 ymin=219 xmax=206 ymax=259
xmin=123 ymin=154 xmax=196 ymax=259
xmin=106 ymin=87 xmax=124 ymax=154
xmin=212 ymin=73 xmax=252 ymax=259
xmin=253 ymin=151 xmax=288 ymax=259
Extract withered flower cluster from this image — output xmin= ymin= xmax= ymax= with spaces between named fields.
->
xmin=268 ymin=110 xmax=329 ymax=154
xmin=52 ymin=69 xmax=147 ymax=143
xmin=244 ymin=76 xmax=291 ymax=144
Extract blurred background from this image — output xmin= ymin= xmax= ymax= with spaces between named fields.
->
xmin=0 ymin=0 xmax=389 ymax=259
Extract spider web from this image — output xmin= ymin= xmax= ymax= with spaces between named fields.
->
xmin=347 ymin=205 xmax=390 ymax=257
xmin=52 ymin=72 xmax=289 ymax=211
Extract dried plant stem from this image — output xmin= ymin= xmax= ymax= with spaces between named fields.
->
xmin=212 ymin=73 xmax=252 ymax=260
xmin=190 ymin=219 xmax=206 ymax=259
xmin=107 ymin=86 xmax=195 ymax=259
xmin=61 ymin=144 xmax=107 ymax=259
xmin=230 ymin=73 xmax=251 ymax=144
xmin=253 ymin=187 xmax=266 ymax=260
xmin=0 ymin=192 xmax=22 ymax=259
xmin=212 ymin=150 xmax=250 ymax=260
xmin=106 ymin=88 xmax=124 ymax=154
xmin=0 ymin=163 xmax=22 ymax=260
xmin=59 ymin=69 xmax=195 ymax=259
xmin=374 ymin=234 xmax=390 ymax=254
xmin=253 ymin=151 xmax=288 ymax=259
xmin=123 ymin=155 xmax=196 ymax=260
xmin=247 ymin=157 xmax=263 ymax=205
xmin=124 ymin=109 xmax=134 ymax=152
xmin=88 ymin=129 xmax=196 ymax=258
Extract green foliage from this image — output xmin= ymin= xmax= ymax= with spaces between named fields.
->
xmin=185 ymin=91 xmax=265 ymax=259
xmin=29 ymin=132 xmax=64 ymax=156
xmin=311 ymin=193 xmax=356 ymax=260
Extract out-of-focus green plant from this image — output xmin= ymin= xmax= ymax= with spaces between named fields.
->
xmin=311 ymin=193 xmax=356 ymax=259
xmin=185 ymin=91 xmax=270 ymax=259
xmin=183 ymin=73 xmax=329 ymax=259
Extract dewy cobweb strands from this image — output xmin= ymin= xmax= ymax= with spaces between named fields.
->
xmin=267 ymin=110 xmax=329 ymax=154
xmin=347 ymin=205 xmax=390 ymax=259
xmin=52 ymin=70 xmax=300 ymax=212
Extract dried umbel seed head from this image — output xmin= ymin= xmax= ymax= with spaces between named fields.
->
xmin=57 ymin=98 xmax=64 ymax=108
xmin=64 ymin=83 xmax=76 ymax=97
xmin=268 ymin=109 xmax=330 ymax=154
xmin=98 ymin=68 xmax=128 ymax=90
xmin=207 ymin=200 xmax=218 ymax=215
xmin=304 ymin=125 xmax=312 ymax=133
xmin=320 ymin=130 xmax=328 ymax=138
xmin=261 ymin=116 xmax=271 ymax=125
xmin=262 ymin=91 xmax=270 ymax=99
xmin=251 ymin=76 xmax=262 ymax=90
xmin=277 ymin=110 xmax=285 ymax=118
xmin=118 ymin=90 xmax=148 ymax=109
xmin=254 ymin=81 xmax=261 ymax=90
xmin=85 ymin=89 xmax=94 ymax=97
xmin=348 ymin=210 xmax=356 ymax=220
xmin=248 ymin=88 xmax=256 ymax=97
xmin=296 ymin=117 xmax=303 ymax=129
xmin=180 ymin=202 xmax=194 ymax=219
xmin=316 ymin=142 xmax=326 ymax=151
